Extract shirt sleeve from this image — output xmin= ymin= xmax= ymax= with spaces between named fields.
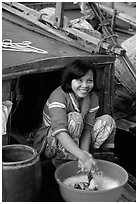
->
xmin=44 ymin=87 xmax=68 ymax=137
xmin=84 ymin=92 xmax=99 ymax=130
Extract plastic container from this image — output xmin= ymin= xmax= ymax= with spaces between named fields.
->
xmin=2 ymin=144 xmax=42 ymax=202
xmin=55 ymin=160 xmax=128 ymax=202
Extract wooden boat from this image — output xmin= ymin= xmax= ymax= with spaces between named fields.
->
xmin=21 ymin=2 xmax=136 ymax=34
xmin=2 ymin=2 xmax=116 ymax=140
xmin=98 ymin=2 xmax=136 ymax=34
xmin=2 ymin=2 xmax=135 ymax=202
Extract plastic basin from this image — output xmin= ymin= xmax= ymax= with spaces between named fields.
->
xmin=55 ymin=160 xmax=128 ymax=202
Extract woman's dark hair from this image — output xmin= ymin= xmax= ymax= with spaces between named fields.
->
xmin=61 ymin=59 xmax=97 ymax=92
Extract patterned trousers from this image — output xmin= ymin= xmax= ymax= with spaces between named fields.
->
xmin=45 ymin=112 xmax=116 ymax=160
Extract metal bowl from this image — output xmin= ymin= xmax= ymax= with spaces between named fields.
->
xmin=55 ymin=160 xmax=128 ymax=202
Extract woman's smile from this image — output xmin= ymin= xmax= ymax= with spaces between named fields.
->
xmin=78 ymin=89 xmax=89 ymax=95
xmin=71 ymin=70 xmax=94 ymax=100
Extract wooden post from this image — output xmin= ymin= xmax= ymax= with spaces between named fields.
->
xmin=110 ymin=2 xmax=114 ymax=9
xmin=111 ymin=9 xmax=117 ymax=32
xmin=103 ymin=63 xmax=114 ymax=115
xmin=54 ymin=2 xmax=64 ymax=28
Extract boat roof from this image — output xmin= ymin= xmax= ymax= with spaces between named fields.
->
xmin=2 ymin=8 xmax=115 ymax=79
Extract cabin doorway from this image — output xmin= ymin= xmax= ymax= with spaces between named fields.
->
xmin=10 ymin=70 xmax=62 ymax=135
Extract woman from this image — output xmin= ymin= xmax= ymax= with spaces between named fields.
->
xmin=34 ymin=59 xmax=116 ymax=171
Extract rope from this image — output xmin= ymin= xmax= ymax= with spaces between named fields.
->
xmin=101 ymin=34 xmax=118 ymax=42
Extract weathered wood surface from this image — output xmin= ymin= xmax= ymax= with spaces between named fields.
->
xmin=119 ymin=185 xmax=135 ymax=202
xmin=3 ymin=2 xmax=126 ymax=56
xmin=86 ymin=2 xmax=136 ymax=100
xmin=2 ymin=2 xmax=73 ymax=43
xmin=98 ymin=3 xmax=136 ymax=29
xmin=2 ymin=8 xmax=115 ymax=79
xmin=115 ymin=35 xmax=136 ymax=96
xmin=2 ymin=2 xmax=97 ymax=53
xmin=119 ymin=175 xmax=136 ymax=202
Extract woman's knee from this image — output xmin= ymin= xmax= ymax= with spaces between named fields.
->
xmin=92 ymin=115 xmax=116 ymax=148
xmin=67 ymin=112 xmax=84 ymax=137
xmin=96 ymin=114 xmax=116 ymax=129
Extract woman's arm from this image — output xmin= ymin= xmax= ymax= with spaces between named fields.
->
xmin=56 ymin=131 xmax=96 ymax=169
xmin=56 ymin=131 xmax=84 ymax=160
xmin=81 ymin=92 xmax=99 ymax=152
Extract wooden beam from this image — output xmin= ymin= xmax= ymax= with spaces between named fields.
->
xmin=98 ymin=3 xmax=136 ymax=29
xmin=2 ymin=3 xmax=73 ymax=43
xmin=3 ymin=2 xmax=126 ymax=55
xmin=2 ymin=55 xmax=115 ymax=79
xmin=2 ymin=3 xmax=96 ymax=53
xmin=103 ymin=63 xmax=114 ymax=115
xmin=88 ymin=2 xmax=136 ymax=96
xmin=54 ymin=2 xmax=64 ymax=28
xmin=111 ymin=9 xmax=117 ymax=32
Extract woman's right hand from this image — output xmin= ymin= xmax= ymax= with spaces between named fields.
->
xmin=78 ymin=151 xmax=97 ymax=172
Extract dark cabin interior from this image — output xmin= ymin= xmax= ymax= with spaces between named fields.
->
xmin=10 ymin=70 xmax=62 ymax=134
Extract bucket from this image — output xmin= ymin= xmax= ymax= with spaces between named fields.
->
xmin=2 ymin=144 xmax=42 ymax=202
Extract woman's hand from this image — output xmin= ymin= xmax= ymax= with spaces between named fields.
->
xmin=78 ymin=151 xmax=97 ymax=172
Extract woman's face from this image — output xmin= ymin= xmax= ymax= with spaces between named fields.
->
xmin=71 ymin=70 xmax=94 ymax=100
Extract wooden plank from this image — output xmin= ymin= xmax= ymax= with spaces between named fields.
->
xmin=2 ymin=79 xmax=12 ymax=101
xmin=119 ymin=183 xmax=136 ymax=202
xmin=64 ymin=27 xmax=100 ymax=47
xmin=21 ymin=2 xmax=79 ymax=11
xmin=2 ymin=20 xmax=115 ymax=79
xmin=103 ymin=63 xmax=114 ymax=115
xmin=2 ymin=3 xmax=96 ymax=54
xmin=128 ymin=173 xmax=136 ymax=190
xmin=2 ymin=3 xmax=97 ymax=53
xmin=88 ymin=2 xmax=136 ymax=97
xmin=98 ymin=3 xmax=136 ymax=29
xmin=63 ymin=27 xmax=125 ymax=55
xmin=4 ymin=2 xmax=40 ymax=17
xmin=2 ymin=55 xmax=115 ymax=79
xmin=116 ymin=119 xmax=136 ymax=132
xmin=115 ymin=27 xmax=135 ymax=35
xmin=2 ymin=11 xmax=94 ymax=55
xmin=3 ymin=2 xmax=125 ymax=55
xmin=22 ymin=2 xmax=56 ymax=11
xmin=2 ymin=3 xmax=73 ymax=43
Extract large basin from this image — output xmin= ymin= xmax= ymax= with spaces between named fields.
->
xmin=55 ymin=160 xmax=128 ymax=202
